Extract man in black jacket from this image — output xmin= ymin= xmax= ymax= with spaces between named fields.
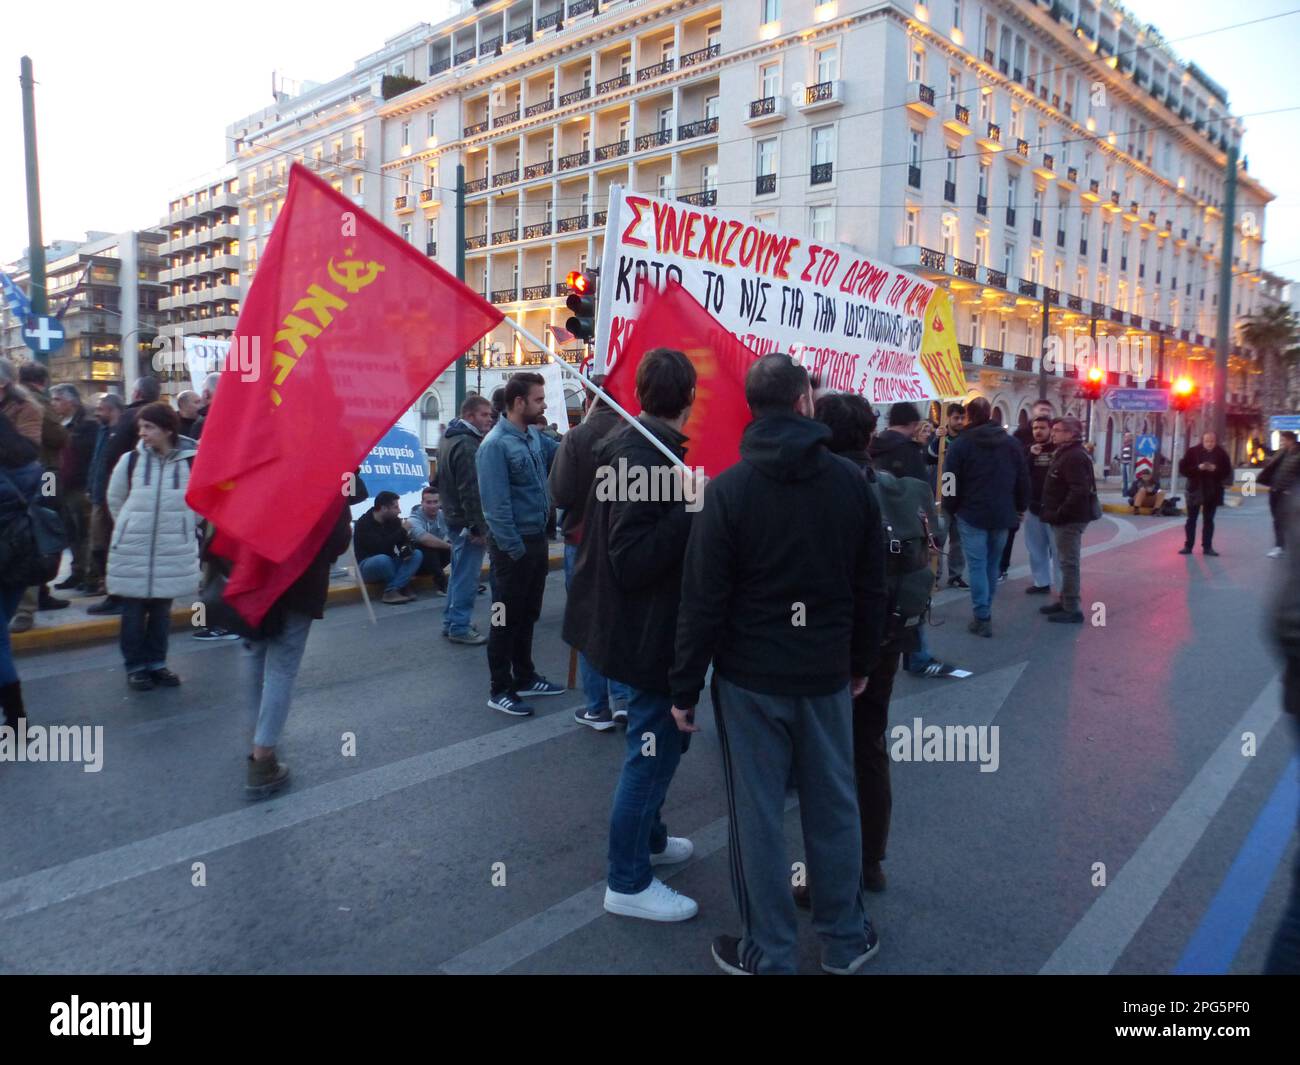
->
xmin=1260 ymin=431 xmax=1300 ymax=557
xmin=670 ymin=353 xmax=886 ymax=976
xmin=867 ymin=401 xmax=929 ymax=482
xmin=353 ymin=491 xmax=423 ymax=604
xmin=1039 ymin=417 xmax=1095 ymax=624
xmin=49 ymin=384 xmax=99 ymax=592
xmin=1019 ymin=413 xmax=1057 ymax=594
xmin=942 ymin=397 xmax=1029 ymax=636
xmin=437 ymin=394 xmax=493 ymax=643
xmin=550 ymin=382 xmax=632 ymax=728
xmin=1003 ymin=399 xmax=1053 ymax=579
xmin=1178 ymin=431 xmax=1233 ymax=556
xmin=563 ymin=348 xmax=704 ymax=922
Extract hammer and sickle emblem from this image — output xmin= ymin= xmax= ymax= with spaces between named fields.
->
xmin=327 ymin=257 xmax=386 ymax=294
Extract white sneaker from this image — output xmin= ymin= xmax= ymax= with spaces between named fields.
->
xmin=604 ymin=878 xmax=699 ymax=922
xmin=1267 ymin=547 xmax=1284 ymax=559
xmin=650 ymin=836 xmax=694 ymax=866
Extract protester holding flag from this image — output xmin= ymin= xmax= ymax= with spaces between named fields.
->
xmin=475 ymin=372 xmax=563 ymax=717
xmin=106 ymin=403 xmax=199 ymax=691
xmin=564 ymin=348 xmax=705 ymax=921
xmin=670 ymin=353 xmax=886 ymax=976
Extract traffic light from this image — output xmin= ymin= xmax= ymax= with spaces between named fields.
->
xmin=565 ymin=268 xmax=598 ymax=342
xmin=1171 ymin=375 xmax=1197 ymax=412
xmin=1080 ymin=365 xmax=1106 ymax=402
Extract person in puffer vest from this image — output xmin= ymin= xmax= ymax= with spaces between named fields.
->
xmin=106 ymin=402 xmax=199 ymax=691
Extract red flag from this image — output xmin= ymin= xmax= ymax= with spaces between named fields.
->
xmin=187 ymin=162 xmax=502 ymax=625
xmin=549 ymin=323 xmax=576 ymax=346
xmin=602 ymin=280 xmax=758 ymax=476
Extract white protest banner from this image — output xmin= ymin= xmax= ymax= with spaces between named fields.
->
xmin=183 ymin=336 xmax=232 ymax=392
xmin=537 ymin=361 xmax=572 ymax=434
xmin=594 ymin=186 xmax=966 ymax=403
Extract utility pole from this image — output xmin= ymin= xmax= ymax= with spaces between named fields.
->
xmin=1155 ymin=330 xmax=1166 ymax=463
xmin=454 ymin=164 xmax=467 ymax=412
xmin=20 ymin=56 xmax=48 ymax=360
xmin=1037 ymin=293 xmax=1050 ymax=402
xmin=1212 ymin=140 xmax=1238 ymax=443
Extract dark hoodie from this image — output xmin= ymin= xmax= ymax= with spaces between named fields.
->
xmin=868 ymin=427 xmax=929 ymax=483
xmin=548 ymin=400 xmax=626 ymax=544
xmin=562 ymin=415 xmax=693 ymax=695
xmin=942 ymin=421 xmax=1029 ymax=530
xmin=670 ymin=412 xmax=885 ymax=709
xmin=437 ymin=417 xmax=486 ymax=533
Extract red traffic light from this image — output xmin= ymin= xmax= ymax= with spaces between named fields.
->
xmin=1085 ymin=366 xmax=1105 ymax=385
xmin=1080 ymin=364 xmax=1106 ymax=401
xmin=565 ymin=270 xmax=590 ymax=294
xmin=1171 ymin=375 xmax=1197 ymax=411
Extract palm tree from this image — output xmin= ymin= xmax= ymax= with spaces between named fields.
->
xmin=1240 ymin=305 xmax=1299 ymax=415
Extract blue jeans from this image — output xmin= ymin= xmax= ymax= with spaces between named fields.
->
xmin=244 ymin=610 xmax=313 ymax=749
xmin=607 ymin=687 xmax=683 ymax=894
xmin=120 ymin=597 xmax=173 ymax=673
xmin=359 ymin=551 xmax=423 ymax=593
xmin=564 ymin=543 xmax=631 ymax=713
xmin=1120 ymin=461 xmax=1133 ymax=495
xmin=905 ymin=625 xmax=935 ymax=674
xmin=0 ymin=584 xmax=22 ymax=687
xmin=957 ymin=518 xmax=1008 ymax=621
xmin=1022 ymin=511 xmax=1058 ymax=590
xmin=443 ymin=527 xmax=486 ymax=636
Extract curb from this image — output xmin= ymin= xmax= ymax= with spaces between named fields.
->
xmin=13 ymin=549 xmax=566 ymax=656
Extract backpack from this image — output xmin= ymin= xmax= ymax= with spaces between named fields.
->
xmin=869 ymin=469 xmax=938 ymax=641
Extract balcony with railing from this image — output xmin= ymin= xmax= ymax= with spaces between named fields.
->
xmin=480 ymin=36 xmax=502 ymax=57
xmin=756 ymin=173 xmax=776 ymax=196
xmin=983 ymin=349 xmax=1005 ymax=368
xmin=1006 ymin=207 xmax=1017 ymax=226
xmin=1015 ymin=355 xmax=1036 ymax=373
xmin=464 ymin=120 xmax=489 ymax=137
xmin=594 ymin=139 xmax=629 ymax=161
xmin=558 ymin=150 xmax=589 ymax=171
xmin=425 ymin=241 xmax=437 ymax=257
xmin=637 ymin=59 xmax=673 ymax=82
xmin=811 ymin=162 xmax=833 ymax=186
xmin=636 ymin=129 xmax=673 ymax=152
xmin=419 ymin=188 xmax=437 ymax=204
xmin=985 ymin=268 xmax=1007 ymax=289
xmin=802 ymin=80 xmax=840 ymax=108
xmin=681 ymin=43 xmax=720 ymax=67
xmin=524 ymin=160 xmax=554 ymax=179
xmin=569 ymin=0 xmax=595 ymax=15
xmin=491 ymin=286 xmax=517 ymax=303
xmin=537 ymin=9 xmax=562 ymax=31
xmin=1018 ymin=279 xmax=1038 ymax=297
xmin=593 ymin=210 xmax=607 ymax=227
xmin=1056 ymin=228 xmax=1065 ymax=248
xmin=559 ymin=86 xmax=591 ymax=106
xmin=1032 ymin=218 xmax=1042 ymax=237
xmin=429 ymin=57 xmax=451 ymax=77
xmin=977 ymin=194 xmax=988 ymax=215
xmin=597 ymin=73 xmax=631 ymax=95
xmin=678 ymin=117 xmax=718 ymax=140
xmin=908 ymin=165 xmax=921 ymax=187
xmin=394 ymin=195 xmax=412 ymax=212
xmin=507 ymin=24 xmax=532 ymax=45
xmin=522 ymin=221 xmax=552 ymax=240
xmin=492 ymin=168 xmax=520 ymax=188
xmin=679 ymin=189 xmax=717 ymax=207
xmin=464 ymin=176 xmax=488 ymax=194
xmin=944 ymin=180 xmax=956 ymax=203
xmin=960 ymin=343 xmax=975 ymax=363
xmin=493 ymin=110 xmax=521 ymax=129
xmin=919 ymin=247 xmax=946 ymax=272
xmin=557 ymin=213 xmax=588 ymax=233
xmin=953 ymin=258 xmax=977 ymax=280
xmin=526 ymin=98 xmax=555 ymax=118
xmin=465 ymin=233 xmax=487 ymax=250
xmin=1067 ymin=294 xmax=1083 ymax=311
xmin=522 ymin=283 xmax=553 ymax=301
xmin=455 ymin=47 xmax=476 ymax=66
xmin=492 ymin=227 xmax=518 ymax=246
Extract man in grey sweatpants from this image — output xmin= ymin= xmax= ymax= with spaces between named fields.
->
xmin=670 ymin=354 xmax=887 ymax=975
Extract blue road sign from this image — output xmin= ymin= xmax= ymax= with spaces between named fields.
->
xmin=22 ymin=315 xmax=65 ymax=356
xmin=1105 ymin=387 xmax=1169 ymax=412
xmin=1270 ymin=415 xmax=1300 ymax=432
xmin=1135 ymin=434 xmax=1158 ymax=458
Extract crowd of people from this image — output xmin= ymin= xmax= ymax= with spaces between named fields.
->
xmin=2 ymin=346 xmax=1293 ymax=973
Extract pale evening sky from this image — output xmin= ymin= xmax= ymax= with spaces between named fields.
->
xmin=1 ymin=0 xmax=1297 ymax=279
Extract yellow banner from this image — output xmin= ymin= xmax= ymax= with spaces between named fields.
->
xmin=917 ymin=287 xmax=968 ymax=400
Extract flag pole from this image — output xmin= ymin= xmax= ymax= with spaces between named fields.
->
xmin=345 ymin=541 xmax=378 ymax=625
xmin=501 ymin=317 xmax=689 ymax=471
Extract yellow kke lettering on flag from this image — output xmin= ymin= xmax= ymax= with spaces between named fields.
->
xmin=919 ymin=288 xmax=967 ymax=400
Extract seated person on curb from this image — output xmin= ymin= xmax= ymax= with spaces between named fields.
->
xmin=1126 ymin=470 xmax=1164 ymax=513
xmin=405 ymin=486 xmax=452 ymax=591
xmin=353 ymin=490 xmax=424 ymax=604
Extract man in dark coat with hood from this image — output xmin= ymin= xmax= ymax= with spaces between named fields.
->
xmin=1039 ymin=416 xmax=1095 ymax=624
xmin=867 ymin=402 xmax=929 ymax=483
xmin=437 ymin=393 xmax=494 ymax=643
xmin=563 ymin=348 xmax=704 ymax=923
xmin=670 ymin=353 xmax=886 ymax=976
xmin=1178 ymin=430 xmax=1233 ymax=556
xmin=941 ymin=396 xmax=1029 ymax=636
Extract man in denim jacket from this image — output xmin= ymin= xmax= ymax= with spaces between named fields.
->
xmin=475 ymin=372 xmax=562 ymax=717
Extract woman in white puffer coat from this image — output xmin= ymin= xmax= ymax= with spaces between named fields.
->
xmin=106 ymin=402 xmax=200 ymax=691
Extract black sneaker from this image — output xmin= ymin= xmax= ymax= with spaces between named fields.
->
xmin=711 ymin=935 xmax=753 ymax=975
xmin=488 ymin=691 xmax=535 ymax=717
xmin=1203 ymin=547 xmax=1219 ymax=557
xmin=38 ymin=594 xmax=69 ymax=611
xmin=54 ymin=575 xmax=82 ymax=590
xmin=915 ymin=660 xmax=956 ymax=678
xmin=127 ymin=671 xmax=155 ymax=692
xmin=1178 ymin=545 xmax=1193 ymax=555
xmin=87 ymin=596 xmax=123 ymax=616
xmin=611 ymin=704 xmax=629 ymax=725
xmin=1025 ymin=584 xmax=1051 ymax=595
xmin=150 ymin=668 xmax=182 ymax=687
xmin=1047 ymin=611 xmax=1085 ymax=624
xmin=997 ymin=571 xmax=1008 ymax=583
xmin=518 ymin=675 xmax=565 ymax=698
xmin=947 ymin=576 xmax=969 ymax=589
xmin=574 ymin=706 xmax=615 ymax=731
xmin=821 ymin=921 xmax=881 ymax=975
xmin=192 ymin=627 xmax=241 ymax=642
xmin=1039 ymin=602 xmax=1065 ymax=615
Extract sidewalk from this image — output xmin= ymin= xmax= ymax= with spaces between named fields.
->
xmin=11 ymin=541 xmax=567 ymax=655
xmin=1095 ymin=466 xmax=1262 ymax=515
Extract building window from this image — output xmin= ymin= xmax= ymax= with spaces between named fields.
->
xmin=762 ymin=0 xmax=780 ymax=23
xmin=400 ymin=222 xmax=412 ymax=243
xmin=812 ymin=125 xmax=835 ymax=168
xmin=658 ymin=173 xmax=672 ymax=198
xmin=401 ymin=122 xmax=410 ymax=148
xmin=909 ymin=46 xmax=924 ymax=83
xmin=760 ymin=62 xmax=780 ymax=99
xmin=810 ymin=205 xmax=833 ymax=243
xmin=945 ymin=145 xmax=958 ymax=185
xmin=1003 ymin=242 xmax=1016 ymax=279
xmin=952 ymin=0 xmax=962 ymax=31
xmin=659 ymin=107 xmax=673 ymax=134
xmin=705 ymin=95 xmax=719 ymax=120
xmin=948 ymin=68 xmax=960 ymax=101
xmin=354 ymin=174 xmax=364 ymax=196
xmin=815 ymin=45 xmax=839 ymax=84
xmin=702 ymin=164 xmax=718 ymax=191
xmin=970 ymin=311 xmax=982 ymax=347
xmin=427 ymin=113 xmax=436 ymax=140
xmin=905 ymin=207 xmax=920 ymax=246
xmin=909 ymin=129 xmax=923 ymax=168
xmin=757 ymin=137 xmax=777 ymax=177
xmin=978 ymin=88 xmax=991 ymax=123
